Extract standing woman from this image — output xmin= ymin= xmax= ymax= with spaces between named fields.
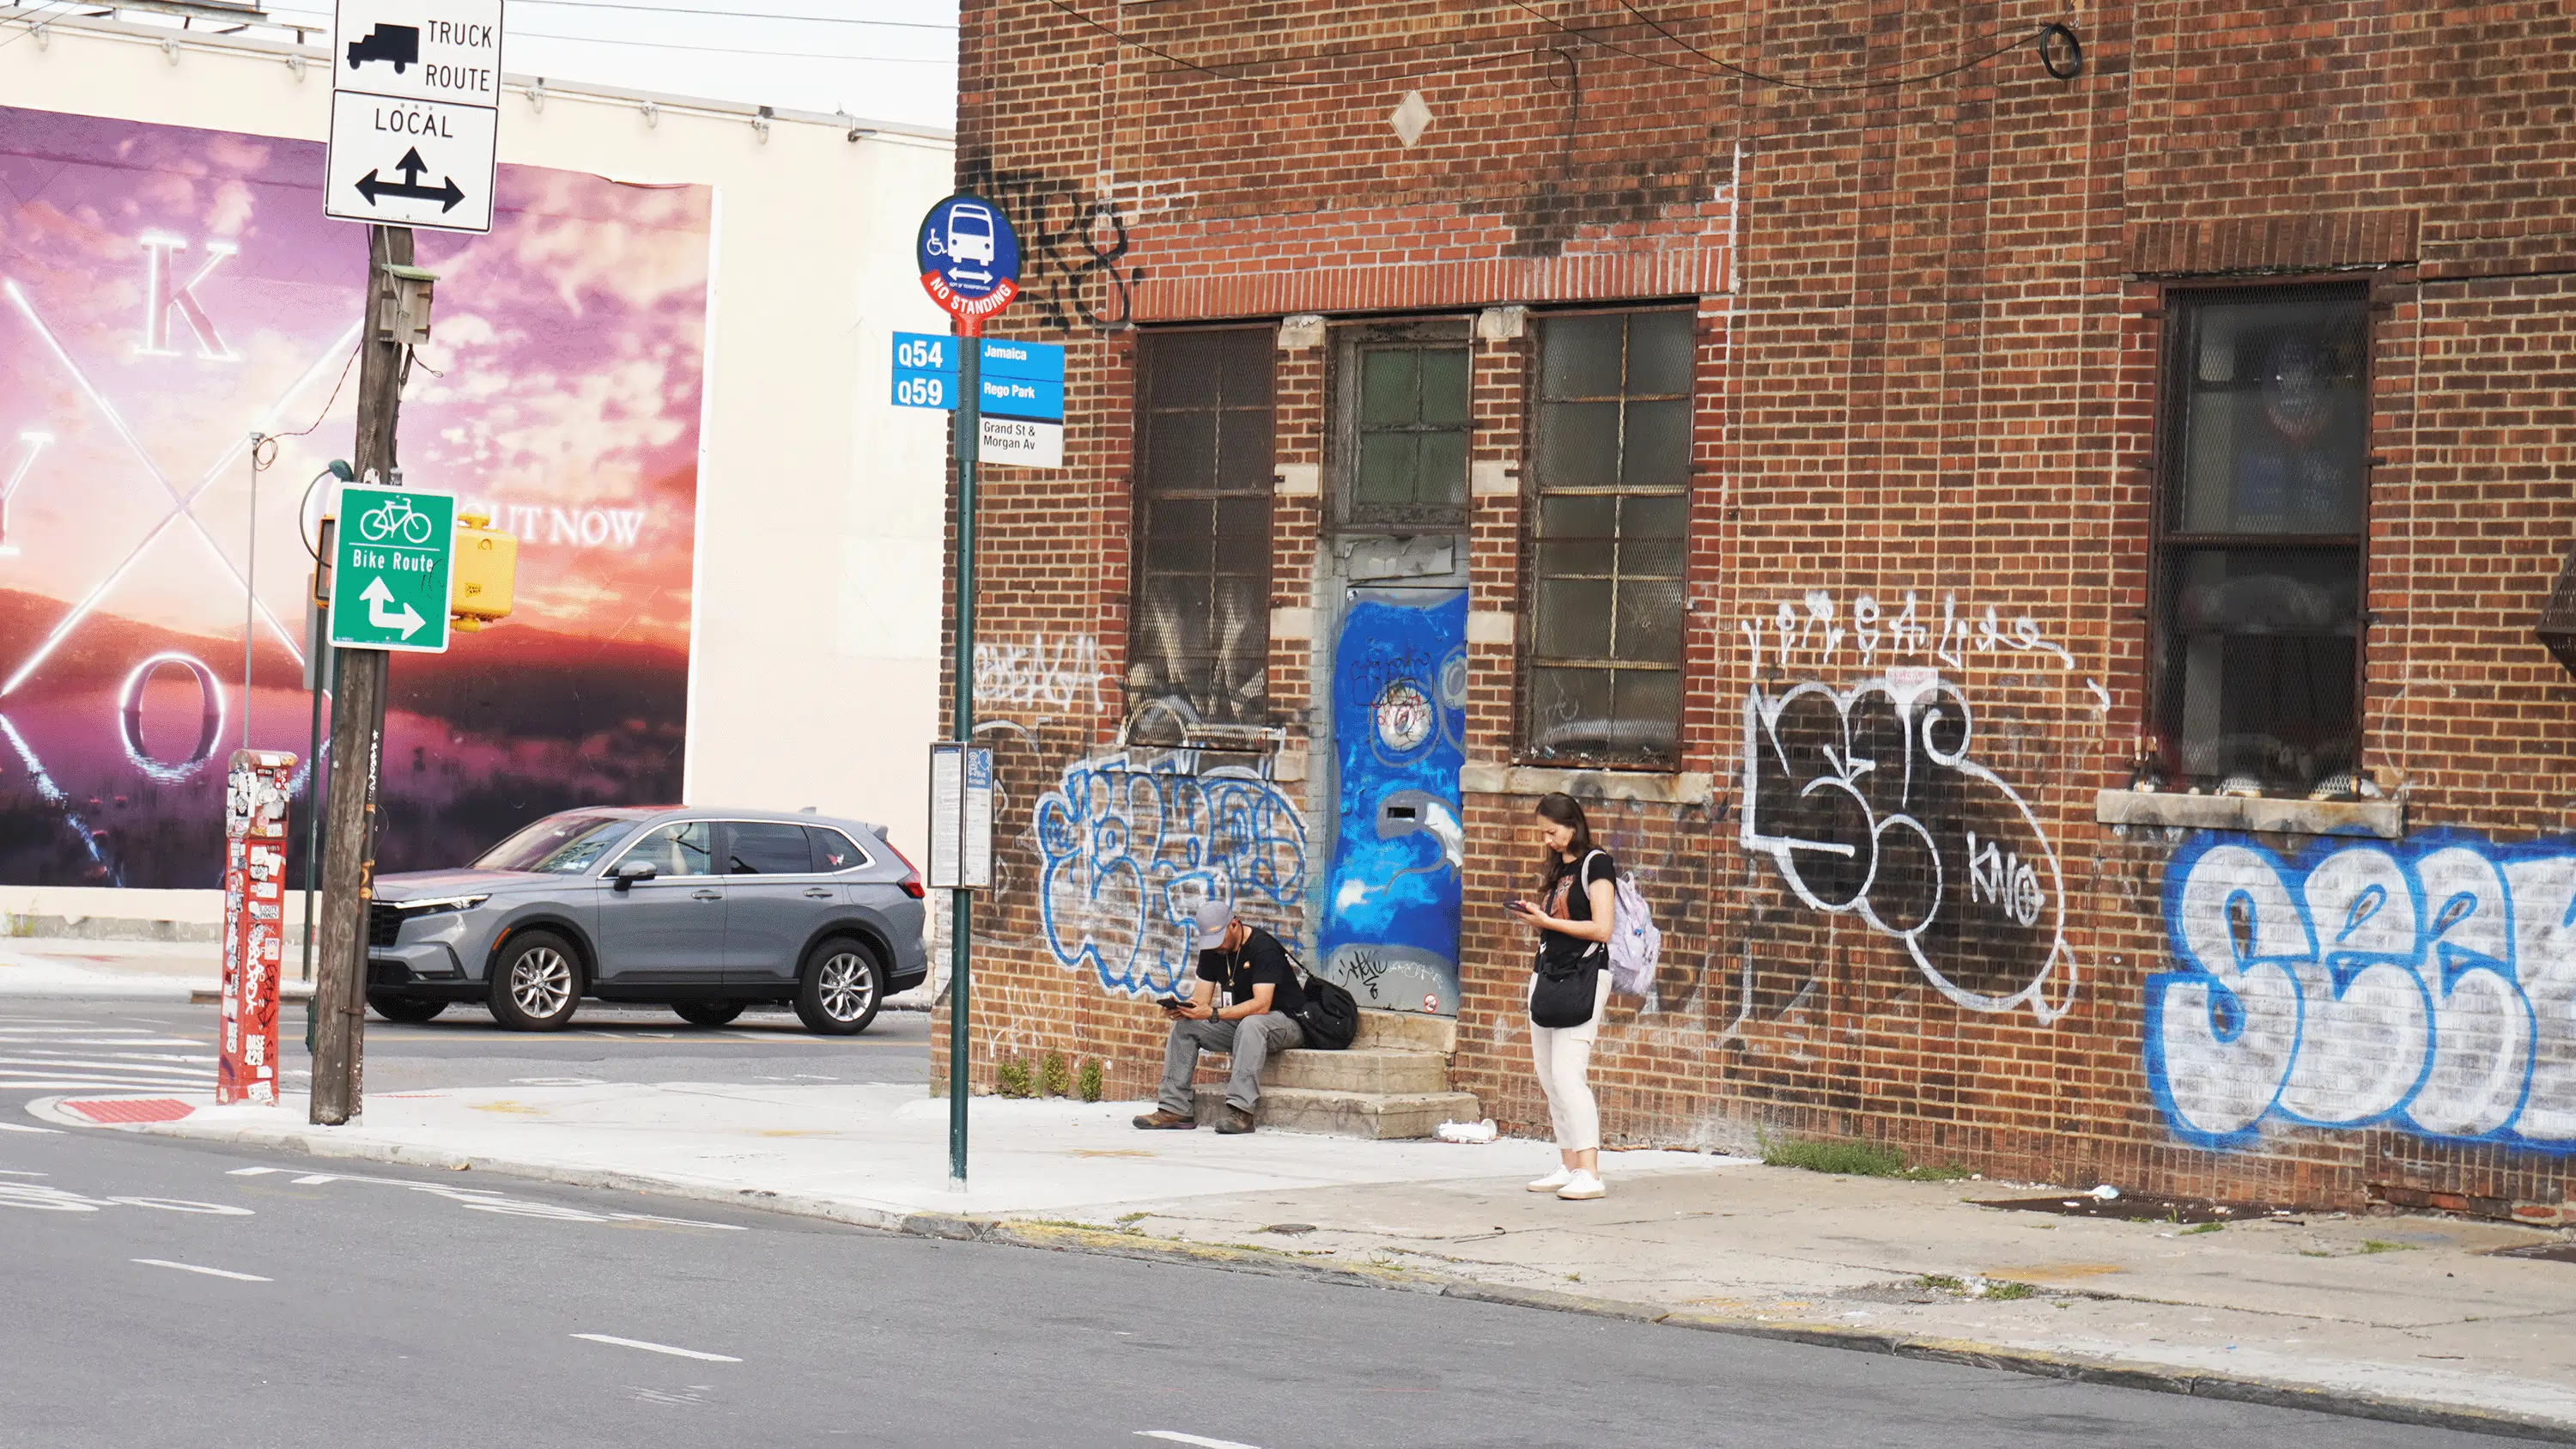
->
xmin=1507 ymin=791 xmax=1616 ymax=1200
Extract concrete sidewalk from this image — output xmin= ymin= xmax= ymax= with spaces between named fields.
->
xmin=0 ymin=937 xmax=238 ymax=1001
xmin=24 ymin=1077 xmax=2576 ymax=1440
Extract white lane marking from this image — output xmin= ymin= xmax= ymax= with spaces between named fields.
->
xmin=608 ymin=1211 xmax=748 ymax=1232
xmin=0 ymin=1123 xmax=62 ymax=1134
xmin=0 ymin=1046 xmax=215 ymax=1062
xmin=0 ymin=1031 xmax=209 ymax=1041
xmin=0 ymin=1077 xmax=214 ymax=1087
xmin=1138 ymin=1434 xmax=1266 ymax=1449
xmin=133 ymin=1258 xmax=271 ymax=1282
xmin=571 ymin=1334 xmax=741 ymax=1362
xmin=109 ymin=1196 xmax=254 ymax=1215
xmin=0 ymin=1167 xmax=45 ymax=1175
xmin=291 ymin=1175 xmax=337 ymax=1184
xmin=227 ymin=1166 xmax=283 ymax=1176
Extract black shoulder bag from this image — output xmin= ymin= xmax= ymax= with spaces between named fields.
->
xmin=1529 ymin=856 xmax=1605 ymax=1029
xmin=1285 ymin=946 xmax=1359 ymax=1050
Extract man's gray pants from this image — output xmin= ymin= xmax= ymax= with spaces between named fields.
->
xmin=1157 ymin=1014 xmax=1305 ymax=1117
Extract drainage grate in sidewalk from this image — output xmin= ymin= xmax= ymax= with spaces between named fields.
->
xmin=1971 ymin=1190 xmax=2302 ymax=1226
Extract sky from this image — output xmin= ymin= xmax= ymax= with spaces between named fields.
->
xmin=93 ymin=0 xmax=961 ymax=131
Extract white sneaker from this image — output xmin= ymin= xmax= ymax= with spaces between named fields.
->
xmin=1526 ymin=1166 xmax=1573 ymax=1193
xmin=1556 ymin=1170 xmax=1607 ymax=1201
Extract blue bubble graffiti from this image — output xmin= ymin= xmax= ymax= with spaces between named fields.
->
xmin=1032 ymin=752 xmax=1309 ymax=997
xmin=2148 ymin=829 xmax=2576 ymax=1152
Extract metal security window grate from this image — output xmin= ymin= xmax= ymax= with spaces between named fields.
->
xmin=1131 ymin=328 xmax=1276 ymax=735
xmin=2153 ymin=286 xmax=2369 ymax=796
xmin=1524 ymin=309 xmax=1693 ymax=767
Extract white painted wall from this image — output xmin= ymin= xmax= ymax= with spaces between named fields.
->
xmin=0 ymin=15 xmax=955 ymax=925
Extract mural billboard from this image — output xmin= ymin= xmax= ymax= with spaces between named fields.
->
xmin=0 ymin=105 xmax=708 ymax=887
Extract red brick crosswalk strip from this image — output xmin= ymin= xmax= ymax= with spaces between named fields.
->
xmin=64 ymin=1098 xmax=195 ymax=1124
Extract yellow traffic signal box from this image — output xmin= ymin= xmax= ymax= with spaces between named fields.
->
xmin=449 ymin=510 xmax=518 ymax=632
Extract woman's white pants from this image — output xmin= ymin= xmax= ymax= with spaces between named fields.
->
xmin=1529 ymin=971 xmax=1613 ymax=1153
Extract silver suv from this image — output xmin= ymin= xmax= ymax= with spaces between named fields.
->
xmin=365 ymin=807 xmax=929 ymax=1034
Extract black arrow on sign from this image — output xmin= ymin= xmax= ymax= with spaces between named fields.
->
xmin=354 ymin=147 xmax=465 ymax=213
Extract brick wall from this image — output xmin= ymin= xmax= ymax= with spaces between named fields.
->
xmin=939 ymin=0 xmax=2576 ymax=1219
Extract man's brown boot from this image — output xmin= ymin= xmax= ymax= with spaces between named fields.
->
xmin=1132 ymin=1108 xmax=1196 ymax=1130
xmin=1214 ymin=1105 xmax=1256 ymax=1135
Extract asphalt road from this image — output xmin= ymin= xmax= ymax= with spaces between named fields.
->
xmin=0 ymin=1124 xmax=2508 ymax=1449
xmin=0 ymin=999 xmax=931 ymax=1103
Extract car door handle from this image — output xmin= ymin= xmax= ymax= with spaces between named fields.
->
xmin=803 ymin=888 xmax=834 ymax=899
xmin=692 ymin=889 xmax=723 ymax=901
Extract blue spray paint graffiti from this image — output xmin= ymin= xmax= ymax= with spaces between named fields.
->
xmin=1320 ymin=590 xmax=1467 ymax=1015
xmin=2148 ymin=830 xmax=2576 ymax=1152
xmin=1031 ymin=752 xmax=1308 ymax=997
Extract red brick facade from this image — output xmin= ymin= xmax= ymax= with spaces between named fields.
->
xmin=937 ymin=0 xmax=2576 ymax=1219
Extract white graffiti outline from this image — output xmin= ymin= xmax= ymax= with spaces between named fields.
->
xmin=1741 ymin=673 xmax=2077 ymax=1022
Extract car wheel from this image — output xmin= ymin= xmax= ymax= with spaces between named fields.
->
xmin=368 ymin=994 xmax=447 ymax=1024
xmin=672 ymin=1001 xmax=746 ymax=1027
xmin=488 ymin=931 xmax=581 ymax=1032
xmin=794 ymin=938 xmax=882 ymax=1036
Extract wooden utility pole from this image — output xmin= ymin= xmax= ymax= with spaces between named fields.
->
xmin=310 ymin=224 xmax=411 ymax=1125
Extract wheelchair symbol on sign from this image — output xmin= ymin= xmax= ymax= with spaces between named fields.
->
xmin=356 ymin=495 xmax=435 ymax=545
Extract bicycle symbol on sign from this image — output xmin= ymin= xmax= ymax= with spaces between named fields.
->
xmin=356 ymin=495 xmax=435 ymax=545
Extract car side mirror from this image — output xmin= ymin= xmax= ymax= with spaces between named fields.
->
xmin=612 ymin=860 xmax=658 ymax=892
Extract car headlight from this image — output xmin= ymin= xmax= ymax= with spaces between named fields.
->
xmin=392 ymin=893 xmax=489 ymax=916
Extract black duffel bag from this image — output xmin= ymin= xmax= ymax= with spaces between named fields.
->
xmin=1288 ymin=953 xmax=1359 ymax=1050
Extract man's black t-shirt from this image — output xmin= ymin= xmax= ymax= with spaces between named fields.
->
xmin=1196 ymin=925 xmax=1307 ymax=1018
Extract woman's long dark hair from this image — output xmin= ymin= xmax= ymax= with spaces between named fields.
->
xmin=1534 ymin=792 xmax=1595 ymax=889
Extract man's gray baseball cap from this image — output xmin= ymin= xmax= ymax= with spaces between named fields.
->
xmin=1193 ymin=898 xmax=1236 ymax=935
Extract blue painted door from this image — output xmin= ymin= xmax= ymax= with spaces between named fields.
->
xmin=1319 ymin=589 xmax=1468 ymax=1015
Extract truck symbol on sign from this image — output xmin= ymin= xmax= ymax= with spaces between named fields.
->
xmin=346 ymin=23 xmax=420 ymax=72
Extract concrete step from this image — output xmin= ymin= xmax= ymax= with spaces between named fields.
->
xmin=1193 ymin=1085 xmax=1482 ymax=1141
xmin=1263 ymin=1047 xmax=1449 ymax=1094
xmin=1352 ymin=1008 xmax=1456 ymax=1055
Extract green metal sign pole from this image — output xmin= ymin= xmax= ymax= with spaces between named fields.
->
xmin=949 ymin=336 xmax=979 ymax=1191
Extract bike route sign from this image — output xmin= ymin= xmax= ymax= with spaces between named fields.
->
xmin=328 ymin=484 xmax=454 ymax=654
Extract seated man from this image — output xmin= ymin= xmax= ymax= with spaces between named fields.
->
xmin=1133 ymin=898 xmax=1306 ymax=1135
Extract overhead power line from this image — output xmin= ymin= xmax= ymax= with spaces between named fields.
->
xmin=514 ymin=0 xmax=954 ymax=30
xmin=513 ymin=27 xmax=952 ymax=61
xmin=1030 ymin=0 xmax=2057 ymax=95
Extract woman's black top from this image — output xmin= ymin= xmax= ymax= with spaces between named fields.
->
xmin=1536 ymin=850 xmax=1614 ymax=975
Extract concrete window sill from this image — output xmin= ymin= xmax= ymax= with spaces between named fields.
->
xmin=2093 ymin=788 xmax=2403 ymax=840
xmin=1463 ymin=764 xmax=1715 ymax=805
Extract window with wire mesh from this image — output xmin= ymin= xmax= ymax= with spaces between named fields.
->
xmin=1129 ymin=328 xmax=1276 ymax=735
xmin=2152 ymin=286 xmax=2369 ymax=798
xmin=1348 ymin=340 xmax=1472 ymax=527
xmin=1523 ymin=309 xmax=1694 ymax=767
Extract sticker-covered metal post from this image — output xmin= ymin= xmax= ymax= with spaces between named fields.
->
xmin=915 ymin=194 xmax=1020 ymax=1190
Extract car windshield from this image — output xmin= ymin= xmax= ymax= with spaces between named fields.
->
xmin=472 ymin=813 xmax=634 ymax=874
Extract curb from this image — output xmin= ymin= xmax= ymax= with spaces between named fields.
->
xmin=84 ymin=1112 xmax=2576 ymax=1444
